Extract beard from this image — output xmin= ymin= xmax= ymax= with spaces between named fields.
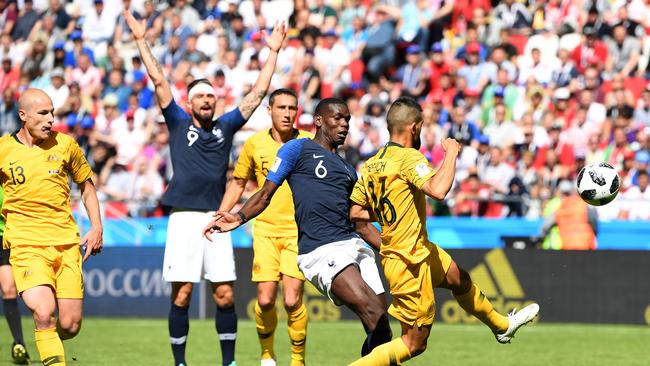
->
xmin=192 ymin=108 xmax=214 ymax=127
xmin=413 ymin=135 xmax=421 ymax=150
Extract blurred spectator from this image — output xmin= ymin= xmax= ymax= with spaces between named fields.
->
xmin=448 ymin=106 xmax=480 ymax=146
xmin=0 ymin=57 xmax=19 ymax=92
xmin=393 ymin=45 xmax=428 ymax=99
xmin=11 ymin=0 xmax=38 ymax=42
xmin=126 ymin=156 xmax=164 ymax=217
xmin=42 ymin=67 xmax=68 ymax=110
xmin=485 ymin=103 xmax=517 ymax=148
xmin=540 ymin=180 xmax=598 ymax=250
xmin=361 ymin=6 xmax=396 ymax=83
xmin=454 ymin=173 xmax=490 ymax=217
xmin=0 ymin=87 xmax=18 ymax=135
xmin=606 ymin=24 xmax=640 ymax=76
xmin=619 ymin=170 xmax=650 ymax=220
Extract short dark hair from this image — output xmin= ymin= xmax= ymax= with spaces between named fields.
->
xmin=269 ymin=88 xmax=297 ymax=106
xmin=187 ymin=78 xmax=211 ymax=93
xmin=386 ymin=96 xmax=422 ymax=133
xmin=314 ymin=97 xmax=347 ymax=117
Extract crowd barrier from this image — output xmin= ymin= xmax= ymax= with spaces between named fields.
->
xmin=75 ymin=216 xmax=650 ymax=250
xmin=76 ymin=248 xmax=650 ymax=325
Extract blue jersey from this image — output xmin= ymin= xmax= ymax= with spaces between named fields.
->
xmin=267 ymin=138 xmax=358 ymax=254
xmin=161 ymin=100 xmax=245 ymax=210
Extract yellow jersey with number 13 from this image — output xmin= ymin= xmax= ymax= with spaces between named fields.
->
xmin=351 ymin=142 xmax=436 ymax=264
xmin=0 ymin=132 xmax=93 ymax=248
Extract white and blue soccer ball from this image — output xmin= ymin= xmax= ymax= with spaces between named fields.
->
xmin=576 ymin=163 xmax=620 ymax=206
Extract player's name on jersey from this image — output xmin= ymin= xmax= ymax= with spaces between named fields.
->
xmin=366 ymin=161 xmax=387 ymax=173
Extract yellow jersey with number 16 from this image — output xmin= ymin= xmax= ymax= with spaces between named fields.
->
xmin=0 ymin=132 xmax=93 ymax=248
xmin=351 ymin=142 xmax=436 ymax=264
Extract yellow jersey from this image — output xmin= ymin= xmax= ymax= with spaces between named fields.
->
xmin=351 ymin=142 xmax=436 ymax=264
xmin=233 ymin=129 xmax=313 ymax=237
xmin=0 ymin=132 xmax=93 ymax=247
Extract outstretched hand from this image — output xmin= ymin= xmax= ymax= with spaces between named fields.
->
xmin=123 ymin=10 xmax=146 ymax=40
xmin=203 ymin=211 xmax=243 ymax=241
xmin=263 ymin=20 xmax=287 ymax=52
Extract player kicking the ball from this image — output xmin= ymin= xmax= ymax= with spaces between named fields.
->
xmin=205 ymin=98 xmax=394 ymax=360
xmin=348 ymin=97 xmax=539 ymax=365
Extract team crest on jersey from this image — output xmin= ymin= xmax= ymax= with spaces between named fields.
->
xmin=212 ymin=128 xmax=224 ymax=143
xmin=47 ymin=155 xmax=62 ymax=162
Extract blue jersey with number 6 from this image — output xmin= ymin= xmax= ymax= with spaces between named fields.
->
xmin=266 ymin=138 xmax=358 ymax=254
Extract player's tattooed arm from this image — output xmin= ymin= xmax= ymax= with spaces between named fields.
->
xmin=238 ymin=20 xmax=287 ymax=120
xmin=124 ymin=10 xmax=172 ymax=108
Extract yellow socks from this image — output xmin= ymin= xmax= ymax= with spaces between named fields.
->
xmin=35 ymin=328 xmax=65 ymax=365
xmin=348 ymin=337 xmax=411 ymax=366
xmin=454 ymin=283 xmax=509 ymax=333
xmin=255 ymin=301 xmax=277 ymax=360
xmin=287 ymin=303 xmax=308 ymax=366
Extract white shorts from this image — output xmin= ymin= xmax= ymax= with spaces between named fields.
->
xmin=162 ymin=210 xmax=236 ymax=283
xmin=297 ymin=237 xmax=384 ymax=306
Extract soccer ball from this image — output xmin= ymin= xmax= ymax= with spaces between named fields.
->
xmin=576 ymin=163 xmax=620 ymax=206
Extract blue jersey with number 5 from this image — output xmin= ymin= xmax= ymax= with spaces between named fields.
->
xmin=266 ymin=138 xmax=358 ymax=254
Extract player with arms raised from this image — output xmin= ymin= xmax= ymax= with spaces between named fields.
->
xmin=205 ymin=98 xmax=393 ymax=360
xmin=349 ymin=97 xmax=539 ymax=365
xmin=124 ymin=9 xmax=287 ymax=366
xmin=0 ymin=88 xmax=103 ymax=366
xmin=218 ymin=88 xmax=311 ymax=366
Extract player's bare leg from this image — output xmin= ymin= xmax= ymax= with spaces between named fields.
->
xmin=0 ymin=265 xmax=29 ymax=363
xmin=212 ymin=282 xmax=237 ymax=366
xmin=348 ymin=320 xmax=424 ymax=366
xmin=56 ymin=299 xmax=82 ymax=340
xmin=282 ymin=275 xmax=307 ymax=366
xmin=439 ymin=260 xmax=539 ymax=343
xmin=255 ymin=281 xmax=279 ymax=363
xmin=169 ymin=282 xmax=193 ymax=366
xmin=330 ymin=265 xmax=392 ymax=356
xmin=22 ymin=285 xmax=65 ymax=365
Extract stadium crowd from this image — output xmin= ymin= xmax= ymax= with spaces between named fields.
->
xmin=1 ymin=0 xmax=650 ymax=221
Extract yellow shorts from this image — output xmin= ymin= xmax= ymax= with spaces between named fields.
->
xmin=10 ymin=244 xmax=83 ymax=299
xmin=252 ymin=235 xmax=304 ymax=282
xmin=382 ymin=244 xmax=452 ymax=327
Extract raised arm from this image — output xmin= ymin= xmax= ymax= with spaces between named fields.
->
xmin=238 ymin=21 xmax=287 ymax=120
xmin=421 ymin=138 xmax=461 ymax=200
xmin=124 ymin=10 xmax=172 ymax=108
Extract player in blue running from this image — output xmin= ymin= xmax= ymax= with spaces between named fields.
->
xmin=125 ymin=10 xmax=287 ymax=366
xmin=204 ymin=98 xmax=393 ymax=359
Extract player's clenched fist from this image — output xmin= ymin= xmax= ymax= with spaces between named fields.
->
xmin=441 ymin=138 xmax=461 ymax=155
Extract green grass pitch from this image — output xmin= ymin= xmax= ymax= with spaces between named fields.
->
xmin=0 ymin=318 xmax=647 ymax=365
